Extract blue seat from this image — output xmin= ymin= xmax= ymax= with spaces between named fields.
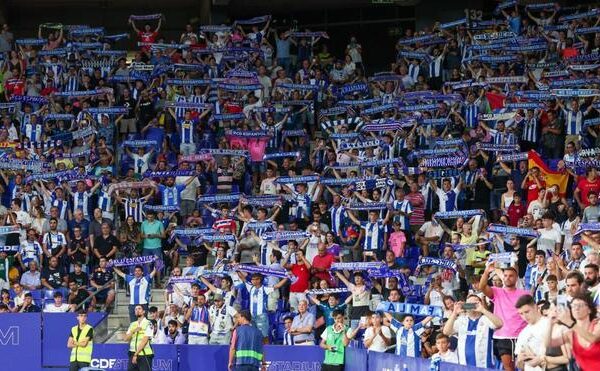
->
xmin=30 ymin=290 xmax=42 ymax=301
xmin=44 ymin=289 xmax=55 ymax=300
xmin=406 ymin=246 xmax=420 ymax=259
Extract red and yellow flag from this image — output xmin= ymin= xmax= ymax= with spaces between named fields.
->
xmin=527 ymin=150 xmax=569 ymax=196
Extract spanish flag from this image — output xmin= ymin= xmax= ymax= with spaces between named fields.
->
xmin=527 ymin=150 xmax=569 ymax=196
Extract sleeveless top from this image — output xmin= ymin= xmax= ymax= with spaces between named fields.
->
xmin=572 ymin=321 xmax=600 ymax=371
xmin=503 ymin=195 xmax=514 ymax=209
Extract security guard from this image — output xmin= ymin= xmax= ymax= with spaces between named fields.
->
xmin=67 ymin=311 xmax=94 ymax=371
xmin=123 ymin=304 xmax=154 ymax=371
xmin=228 ymin=310 xmax=266 ymax=371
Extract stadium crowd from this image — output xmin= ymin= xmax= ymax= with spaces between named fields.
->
xmin=0 ymin=2 xmax=600 ymax=370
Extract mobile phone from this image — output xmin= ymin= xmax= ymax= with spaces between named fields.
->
xmin=462 ymin=303 xmax=476 ymax=310
xmin=557 ymin=295 xmax=568 ymax=310
xmin=330 ymin=346 xmax=337 ymax=352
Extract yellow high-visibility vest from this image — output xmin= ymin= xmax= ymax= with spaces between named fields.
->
xmin=70 ymin=324 xmax=93 ymax=363
xmin=127 ymin=318 xmax=154 ymax=355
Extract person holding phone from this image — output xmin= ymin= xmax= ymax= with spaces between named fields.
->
xmin=514 ymin=294 xmax=550 ymax=371
xmin=320 ymin=310 xmax=361 ymax=371
xmin=545 ymin=292 xmax=600 ymax=371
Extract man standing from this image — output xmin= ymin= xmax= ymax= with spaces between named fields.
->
xmin=209 ymin=293 xmax=238 ymax=345
xmin=228 ymin=310 xmax=266 ymax=371
xmin=320 ymin=310 xmax=361 ymax=371
xmin=67 ymin=311 xmax=94 ymax=371
xmin=514 ymin=295 xmax=549 ymax=371
xmin=185 ymin=285 xmax=211 ymax=345
xmin=123 ymin=305 xmax=154 ymax=371
xmin=442 ymin=295 xmax=503 ymax=368
xmin=480 ymin=265 xmax=529 ymax=371
xmin=290 ymin=300 xmax=316 ymax=345
xmin=113 ymin=264 xmax=157 ymax=321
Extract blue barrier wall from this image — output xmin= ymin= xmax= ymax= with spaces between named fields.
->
xmin=0 ymin=313 xmax=42 ymax=371
xmin=1 ymin=315 xmax=494 ymax=371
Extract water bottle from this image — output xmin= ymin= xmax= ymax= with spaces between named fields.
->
xmin=402 ymin=364 xmax=409 ymax=371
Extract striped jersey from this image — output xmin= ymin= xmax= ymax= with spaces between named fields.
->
xmin=521 ymin=117 xmax=538 ymax=142
xmin=392 ymin=199 xmax=413 ymax=230
xmin=72 ymin=191 xmax=92 ymax=218
xmin=244 ymin=283 xmax=274 ymax=316
xmin=390 ymin=319 xmax=425 ymax=357
xmin=124 ymin=198 xmax=145 ymax=223
xmin=562 ymin=108 xmax=583 ymax=135
xmin=126 ymin=274 xmax=152 ymax=305
xmin=329 ymin=205 xmax=347 ymax=236
xmin=360 ymin=220 xmax=387 ymax=251
xmin=450 ymin=315 xmax=495 ymax=368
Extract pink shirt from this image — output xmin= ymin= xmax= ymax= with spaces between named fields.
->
xmin=388 ymin=231 xmax=406 ymax=258
xmin=247 ymin=138 xmax=269 ymax=162
xmin=490 ymin=286 xmax=529 ymax=338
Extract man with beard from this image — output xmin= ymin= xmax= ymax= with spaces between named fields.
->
xmin=583 ymin=263 xmax=599 ymax=306
xmin=123 ymin=305 xmax=154 ymax=371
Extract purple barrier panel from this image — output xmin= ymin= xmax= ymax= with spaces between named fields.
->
xmin=179 ymin=344 xmax=229 ymax=371
xmin=90 ymin=344 xmax=177 ymax=371
xmin=345 ymin=346 xmax=368 ymax=371
xmin=264 ymin=345 xmax=324 ymax=370
xmin=42 ymin=312 xmax=108 ymax=367
xmin=368 ymin=351 xmax=496 ymax=371
xmin=0 ymin=313 xmax=42 ymax=371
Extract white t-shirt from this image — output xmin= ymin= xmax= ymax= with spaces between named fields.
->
xmin=177 ymin=176 xmax=200 ymax=201
xmin=419 ymin=221 xmax=444 ymax=240
xmin=44 ymin=303 xmax=70 ymax=312
xmin=514 ymin=317 xmax=549 ymax=371
xmin=363 ymin=326 xmax=392 ymax=352
xmin=260 ymin=178 xmax=279 ymax=195
xmin=537 ymin=228 xmax=561 ymax=256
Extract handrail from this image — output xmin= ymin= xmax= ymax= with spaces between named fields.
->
xmin=74 ymin=278 xmax=116 ymax=312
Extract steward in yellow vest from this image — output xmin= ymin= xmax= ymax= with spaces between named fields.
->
xmin=67 ymin=311 xmax=94 ymax=371
xmin=123 ymin=304 xmax=154 ymax=371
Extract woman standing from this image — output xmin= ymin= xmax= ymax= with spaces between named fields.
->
xmin=500 ymin=179 xmax=517 ymax=214
xmin=546 ymin=292 xmax=600 ymax=370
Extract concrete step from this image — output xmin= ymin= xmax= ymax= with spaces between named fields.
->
xmin=105 ymin=329 xmax=127 ymax=344
xmin=107 ymin=313 xmax=131 ymax=329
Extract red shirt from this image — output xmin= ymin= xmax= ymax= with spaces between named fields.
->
xmin=525 ymin=178 xmax=545 ymax=205
xmin=577 ymin=176 xmax=600 ymax=207
xmin=138 ymin=31 xmax=158 ymax=52
xmin=290 ymin=263 xmax=310 ymax=293
xmin=5 ymin=78 xmax=24 ymax=96
xmin=507 ymin=203 xmax=526 ymax=226
xmin=405 ymin=192 xmax=425 ymax=226
xmin=138 ymin=31 xmax=158 ymax=43
xmin=561 ymin=47 xmax=578 ymax=59
xmin=312 ymin=253 xmax=335 ymax=286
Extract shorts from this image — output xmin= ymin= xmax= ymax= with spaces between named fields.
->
xmin=493 ymin=338 xmax=516 ymax=358
xmin=94 ymin=288 xmax=110 ymax=303
xmin=119 ymin=118 xmax=137 ymax=134
xmin=180 ymin=199 xmax=196 ymax=217
xmin=252 ymin=313 xmax=269 ymax=338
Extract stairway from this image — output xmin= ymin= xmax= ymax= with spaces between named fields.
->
xmin=104 ymin=287 xmax=168 ymax=343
